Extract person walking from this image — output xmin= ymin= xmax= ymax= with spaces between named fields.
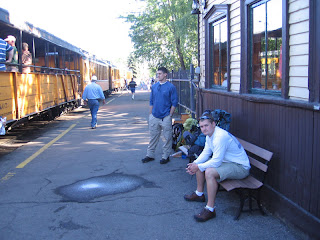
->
xmin=141 ymin=67 xmax=178 ymax=164
xmin=82 ymin=76 xmax=106 ymax=129
xmin=128 ymin=78 xmax=137 ymax=99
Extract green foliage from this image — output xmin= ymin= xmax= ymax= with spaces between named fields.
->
xmin=183 ymin=117 xmax=197 ymax=131
xmin=123 ymin=0 xmax=197 ymax=72
xmin=127 ymin=52 xmax=138 ymax=78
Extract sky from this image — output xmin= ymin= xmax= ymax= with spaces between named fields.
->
xmin=0 ymin=0 xmax=144 ymax=65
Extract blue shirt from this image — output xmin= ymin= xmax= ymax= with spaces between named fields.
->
xmin=128 ymin=80 xmax=136 ymax=89
xmin=0 ymin=38 xmax=13 ymax=71
xmin=82 ymin=82 xmax=105 ymax=100
xmin=150 ymin=81 xmax=178 ymax=119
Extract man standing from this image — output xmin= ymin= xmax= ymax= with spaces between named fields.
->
xmin=142 ymin=67 xmax=178 ymax=164
xmin=4 ymin=35 xmax=18 ymax=72
xmin=0 ymin=37 xmax=13 ymax=71
xmin=82 ymin=76 xmax=106 ymax=129
xmin=128 ymin=78 xmax=137 ymax=100
xmin=184 ymin=113 xmax=250 ymax=222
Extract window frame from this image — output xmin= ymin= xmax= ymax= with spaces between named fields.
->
xmin=204 ymin=4 xmax=231 ymax=91
xmin=241 ymin=0 xmax=288 ymax=98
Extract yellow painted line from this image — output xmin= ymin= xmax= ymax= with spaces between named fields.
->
xmin=106 ymin=98 xmax=115 ymax=104
xmin=104 ymin=92 xmax=123 ymax=104
xmin=16 ymin=124 xmax=77 ymax=169
xmin=1 ymin=172 xmax=15 ymax=182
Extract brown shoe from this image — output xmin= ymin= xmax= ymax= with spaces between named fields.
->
xmin=194 ymin=208 xmax=216 ymax=222
xmin=184 ymin=192 xmax=205 ymax=202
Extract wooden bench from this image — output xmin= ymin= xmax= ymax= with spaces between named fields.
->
xmin=219 ymin=137 xmax=273 ymax=220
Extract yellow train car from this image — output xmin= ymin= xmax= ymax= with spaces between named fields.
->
xmin=0 ymin=72 xmax=16 ymax=121
xmin=126 ymin=70 xmax=133 ymax=80
xmin=0 ymin=7 xmax=131 ymax=130
xmin=0 ymin=72 xmax=79 ymax=123
xmin=111 ymin=67 xmax=132 ymax=91
xmin=0 ymin=8 xmax=107 ymax=127
xmin=79 ymin=55 xmax=111 ymax=97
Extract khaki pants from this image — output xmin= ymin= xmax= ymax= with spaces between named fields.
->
xmin=147 ymin=114 xmax=172 ymax=159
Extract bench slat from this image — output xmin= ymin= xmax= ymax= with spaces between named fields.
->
xmin=249 ymin=156 xmax=268 ymax=172
xmin=219 ymin=176 xmax=263 ymax=191
xmin=237 ymin=138 xmax=273 ymax=161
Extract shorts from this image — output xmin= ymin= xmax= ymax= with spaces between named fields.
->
xmin=215 ymin=162 xmax=250 ymax=182
xmin=130 ymin=88 xmax=135 ymax=93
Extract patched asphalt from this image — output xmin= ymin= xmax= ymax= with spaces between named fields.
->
xmin=0 ymin=90 xmax=306 ymax=240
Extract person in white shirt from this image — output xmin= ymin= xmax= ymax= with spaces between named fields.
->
xmin=184 ymin=113 xmax=250 ymax=222
xmin=82 ymin=76 xmax=105 ymax=129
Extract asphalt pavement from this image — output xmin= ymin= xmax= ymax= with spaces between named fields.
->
xmin=0 ymin=90 xmax=305 ymax=240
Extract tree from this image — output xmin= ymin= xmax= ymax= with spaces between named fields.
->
xmin=127 ymin=52 xmax=138 ymax=78
xmin=123 ymin=0 xmax=197 ymax=72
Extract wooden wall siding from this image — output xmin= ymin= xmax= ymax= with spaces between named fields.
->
xmin=312 ymin=111 xmax=320 ymax=217
xmin=288 ymin=0 xmax=309 ymax=101
xmin=197 ymin=90 xmax=319 ymax=219
xmin=229 ymin=0 xmax=241 ymax=93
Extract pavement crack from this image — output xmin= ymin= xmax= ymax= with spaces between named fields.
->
xmin=110 ymin=208 xmax=186 ymax=217
xmin=36 ymin=178 xmax=52 ymax=196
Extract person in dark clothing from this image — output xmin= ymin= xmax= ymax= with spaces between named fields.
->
xmin=128 ymin=78 xmax=137 ymax=100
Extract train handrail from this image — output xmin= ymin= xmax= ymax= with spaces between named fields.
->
xmin=5 ymin=62 xmax=80 ymax=74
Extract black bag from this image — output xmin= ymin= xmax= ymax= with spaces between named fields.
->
xmin=211 ymin=109 xmax=232 ymax=131
xmin=187 ymin=145 xmax=204 ymax=162
xmin=172 ymin=123 xmax=183 ymax=150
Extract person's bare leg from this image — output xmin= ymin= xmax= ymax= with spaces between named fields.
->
xmin=204 ymin=168 xmax=220 ymax=208
xmin=196 ymin=170 xmax=205 ymax=192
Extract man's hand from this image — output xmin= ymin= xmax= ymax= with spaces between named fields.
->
xmin=186 ymin=163 xmax=199 ymax=175
xmin=83 ymin=100 xmax=87 ymax=106
xmin=102 ymin=99 xmax=106 ymax=105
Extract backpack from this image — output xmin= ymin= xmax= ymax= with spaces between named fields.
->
xmin=211 ymin=109 xmax=232 ymax=131
xmin=172 ymin=123 xmax=184 ymax=150
xmin=183 ymin=125 xmax=206 ymax=162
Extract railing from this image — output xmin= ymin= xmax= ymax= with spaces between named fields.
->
xmin=169 ymin=65 xmax=199 ymax=118
xmin=5 ymin=62 xmax=80 ymax=75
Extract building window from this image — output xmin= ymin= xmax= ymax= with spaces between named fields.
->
xmin=210 ymin=17 xmax=228 ymax=88
xmin=249 ymin=0 xmax=282 ymax=93
xmin=204 ymin=5 xmax=230 ymax=90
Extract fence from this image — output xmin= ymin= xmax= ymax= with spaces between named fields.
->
xmin=169 ymin=65 xmax=198 ymax=117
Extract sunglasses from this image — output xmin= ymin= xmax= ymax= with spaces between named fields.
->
xmin=200 ymin=115 xmax=212 ymax=120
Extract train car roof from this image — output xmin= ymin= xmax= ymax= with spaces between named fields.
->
xmin=0 ymin=8 xmax=83 ymax=55
xmin=0 ymin=8 xmax=118 ymax=69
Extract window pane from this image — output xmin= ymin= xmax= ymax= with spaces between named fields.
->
xmin=251 ymin=0 xmax=282 ymax=91
xmin=210 ymin=18 xmax=228 ymax=88
xmin=220 ymin=20 xmax=228 ymax=87
xmin=267 ymin=0 xmax=282 ymax=90
xmin=252 ymin=3 xmax=266 ymax=89
xmin=213 ymin=24 xmax=220 ymax=85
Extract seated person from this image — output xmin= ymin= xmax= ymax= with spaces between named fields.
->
xmin=221 ymin=72 xmax=228 ymax=87
xmin=184 ymin=112 xmax=251 ymax=222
